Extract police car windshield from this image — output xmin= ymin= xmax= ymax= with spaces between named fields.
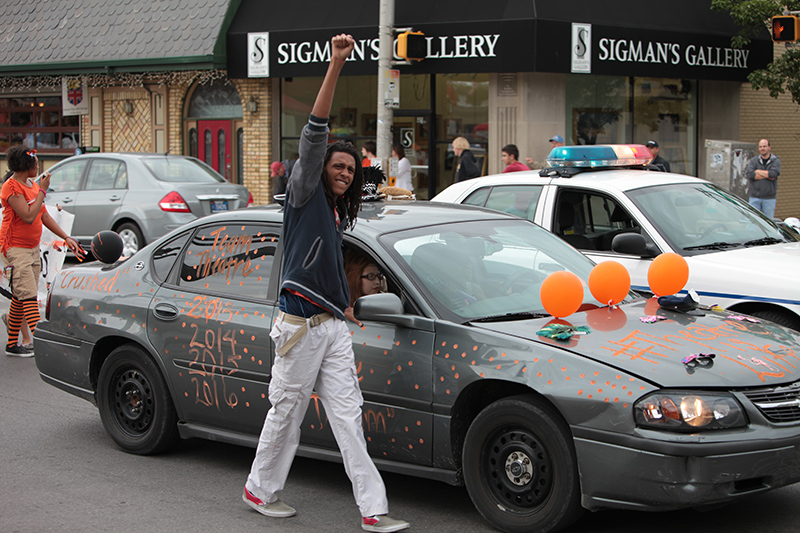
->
xmin=627 ymin=183 xmax=794 ymax=254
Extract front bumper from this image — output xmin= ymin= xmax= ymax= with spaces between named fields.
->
xmin=574 ymin=427 xmax=800 ymax=511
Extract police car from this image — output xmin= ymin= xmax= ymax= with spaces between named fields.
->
xmin=433 ymin=144 xmax=800 ymax=330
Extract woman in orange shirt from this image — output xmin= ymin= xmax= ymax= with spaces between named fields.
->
xmin=1 ymin=146 xmax=84 ymax=356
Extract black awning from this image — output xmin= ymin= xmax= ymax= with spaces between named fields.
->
xmin=227 ymin=0 xmax=772 ymax=80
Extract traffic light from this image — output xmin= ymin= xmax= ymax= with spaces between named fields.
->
xmin=771 ymin=15 xmax=799 ymax=43
xmin=397 ymin=31 xmax=426 ymax=61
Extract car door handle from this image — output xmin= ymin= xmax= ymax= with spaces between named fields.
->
xmin=60 ymin=197 xmax=74 ymax=203
xmin=153 ymin=303 xmax=179 ymax=321
xmin=109 ymin=195 xmax=122 ymax=202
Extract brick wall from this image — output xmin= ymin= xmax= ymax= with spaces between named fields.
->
xmin=232 ymin=78 xmax=273 ymax=206
xmin=740 ymin=43 xmax=800 ymax=218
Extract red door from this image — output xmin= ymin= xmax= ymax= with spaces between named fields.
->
xmin=198 ymin=120 xmax=232 ymax=181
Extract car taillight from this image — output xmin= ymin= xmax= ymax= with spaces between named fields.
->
xmin=159 ymin=191 xmax=191 ymax=212
xmin=45 ymin=285 xmax=51 ymax=320
xmin=247 ymin=192 xmax=254 ymax=207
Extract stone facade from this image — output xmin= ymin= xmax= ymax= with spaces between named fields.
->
xmin=78 ymin=73 xmax=277 ymax=206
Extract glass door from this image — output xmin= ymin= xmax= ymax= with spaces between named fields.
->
xmin=198 ymin=120 xmax=232 ymax=182
xmin=392 ymin=114 xmax=430 ymax=200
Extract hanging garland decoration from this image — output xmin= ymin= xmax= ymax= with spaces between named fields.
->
xmin=0 ymin=69 xmax=228 ymax=92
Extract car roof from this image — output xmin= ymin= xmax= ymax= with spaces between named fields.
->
xmin=180 ymin=200 xmax=518 ymax=238
xmin=439 ymin=167 xmax=706 ymax=197
xmin=64 ymin=153 xmax=196 ymax=160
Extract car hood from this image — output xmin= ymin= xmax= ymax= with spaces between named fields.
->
xmin=472 ymin=298 xmax=800 ymax=389
xmin=685 ymin=242 xmax=800 ymax=301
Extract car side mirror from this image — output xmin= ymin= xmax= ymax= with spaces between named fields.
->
xmin=355 ymin=293 xmax=404 ymax=317
xmin=612 ymin=232 xmax=659 ymax=258
xmin=354 ymin=293 xmax=434 ymax=331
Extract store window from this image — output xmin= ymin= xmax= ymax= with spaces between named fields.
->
xmin=279 ymin=73 xmax=488 ymax=199
xmin=565 ymin=75 xmax=696 ymax=175
xmin=187 ymin=79 xmax=243 ymax=119
xmin=434 ymin=73 xmax=489 ymax=195
xmin=0 ymin=96 xmax=80 ymax=152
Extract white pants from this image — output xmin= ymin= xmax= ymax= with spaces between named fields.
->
xmin=245 ymin=315 xmax=389 ymax=518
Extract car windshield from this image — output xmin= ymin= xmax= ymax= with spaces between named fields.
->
xmin=627 ymin=182 xmax=796 ymax=254
xmin=382 ymin=219 xmax=633 ymax=321
xmin=141 ymin=157 xmax=226 ymax=184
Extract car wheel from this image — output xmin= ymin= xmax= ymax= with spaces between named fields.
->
xmin=97 ymin=344 xmax=179 ymax=455
xmin=748 ymin=309 xmax=800 ymax=332
xmin=463 ymin=395 xmax=582 ymax=533
xmin=115 ymin=222 xmax=145 ymax=257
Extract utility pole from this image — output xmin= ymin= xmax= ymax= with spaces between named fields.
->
xmin=376 ymin=0 xmax=394 ymax=174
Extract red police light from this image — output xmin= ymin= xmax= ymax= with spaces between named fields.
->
xmin=398 ymin=31 xmax=426 ymax=61
xmin=771 ymin=15 xmax=799 ymax=43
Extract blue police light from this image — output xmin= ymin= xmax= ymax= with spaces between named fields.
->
xmin=546 ymin=144 xmax=654 ymax=168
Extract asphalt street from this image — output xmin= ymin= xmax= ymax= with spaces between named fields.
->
xmin=2 ymin=293 xmax=800 ymax=533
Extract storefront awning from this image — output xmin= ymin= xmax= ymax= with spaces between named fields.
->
xmin=227 ymin=0 xmax=773 ymax=81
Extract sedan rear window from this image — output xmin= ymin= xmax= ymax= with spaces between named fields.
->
xmin=142 ymin=157 xmax=225 ymax=184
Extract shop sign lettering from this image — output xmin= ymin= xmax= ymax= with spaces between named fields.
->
xmin=597 ymin=38 xmax=751 ymax=69
xmin=275 ymin=34 xmax=500 ymax=65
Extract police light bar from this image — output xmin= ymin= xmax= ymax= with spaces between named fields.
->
xmin=545 ymin=144 xmax=654 ymax=168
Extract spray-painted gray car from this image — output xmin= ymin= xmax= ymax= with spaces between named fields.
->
xmin=34 ymin=200 xmax=800 ymax=533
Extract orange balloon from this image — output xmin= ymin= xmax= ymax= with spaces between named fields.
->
xmin=647 ymin=252 xmax=689 ymax=296
xmin=588 ymin=261 xmax=631 ymax=306
xmin=540 ymin=271 xmax=584 ymax=318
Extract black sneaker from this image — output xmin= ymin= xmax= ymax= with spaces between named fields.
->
xmin=5 ymin=344 xmax=33 ymax=358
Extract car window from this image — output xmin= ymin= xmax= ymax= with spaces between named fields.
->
xmin=141 ymin=156 xmax=226 ymax=184
xmin=463 ymin=185 xmax=543 ymax=222
xmin=114 ymin=166 xmax=128 ymax=189
xmin=383 ymin=219 xmax=621 ymax=321
xmin=627 ymin=182 xmax=792 ymax=253
xmin=85 ymin=159 xmax=126 ymax=191
xmin=152 ymin=232 xmax=191 ymax=283
xmin=463 ymin=188 xmax=490 ymax=207
xmin=554 ymin=189 xmax=643 ymax=251
xmin=48 ymin=159 xmax=87 ymax=193
xmin=486 ymin=186 xmax=542 ymax=221
xmin=178 ymin=223 xmax=278 ymax=299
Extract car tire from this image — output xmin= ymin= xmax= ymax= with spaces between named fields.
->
xmin=115 ymin=222 xmax=145 ymax=257
xmin=97 ymin=344 xmax=179 ymax=455
xmin=463 ymin=395 xmax=582 ymax=533
xmin=748 ymin=309 xmax=800 ymax=332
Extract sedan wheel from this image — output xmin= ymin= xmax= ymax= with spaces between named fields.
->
xmin=97 ymin=344 xmax=179 ymax=455
xmin=463 ymin=395 xmax=582 ymax=533
xmin=115 ymin=222 xmax=145 ymax=257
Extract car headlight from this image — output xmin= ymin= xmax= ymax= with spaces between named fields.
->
xmin=634 ymin=391 xmax=747 ymax=432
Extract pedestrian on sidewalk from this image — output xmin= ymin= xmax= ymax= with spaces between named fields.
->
xmin=1 ymin=146 xmax=84 ymax=357
xmin=242 ymin=33 xmax=409 ymax=533
xmin=745 ymin=138 xmax=780 ymax=218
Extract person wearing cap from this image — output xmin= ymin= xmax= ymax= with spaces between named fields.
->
xmin=271 ymin=161 xmax=287 ymax=197
xmin=526 ymin=135 xmax=565 ymax=169
xmin=271 ymin=159 xmax=297 ymax=198
xmin=549 ymin=135 xmax=565 ymax=149
xmin=645 ymin=141 xmax=671 ymax=172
